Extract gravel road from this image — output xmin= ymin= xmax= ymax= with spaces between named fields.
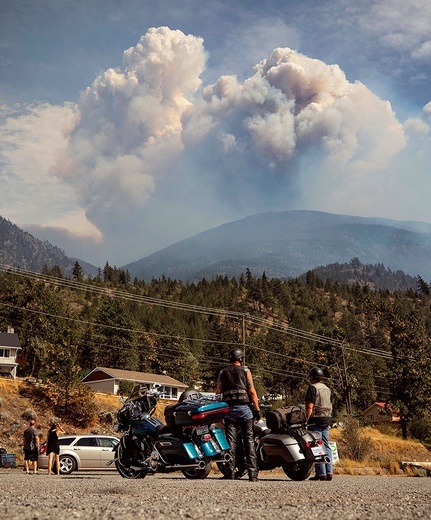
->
xmin=1 ymin=468 xmax=429 ymax=520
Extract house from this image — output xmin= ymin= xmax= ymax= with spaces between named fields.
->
xmin=363 ymin=402 xmax=400 ymax=424
xmin=0 ymin=326 xmax=21 ymax=379
xmin=81 ymin=367 xmax=188 ymax=400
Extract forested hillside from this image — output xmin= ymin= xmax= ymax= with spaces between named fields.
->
xmin=0 ymin=263 xmax=430 ymax=440
xmin=0 ymin=216 xmax=97 ymax=276
xmin=298 ymin=258 xmax=417 ymax=291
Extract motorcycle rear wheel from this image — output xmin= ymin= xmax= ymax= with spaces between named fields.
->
xmin=282 ymin=459 xmax=313 ymax=481
xmin=181 ymin=459 xmax=212 ymax=479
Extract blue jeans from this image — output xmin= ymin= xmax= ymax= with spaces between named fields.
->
xmin=308 ymin=424 xmax=332 ymax=477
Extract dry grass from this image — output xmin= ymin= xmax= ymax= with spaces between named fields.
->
xmin=1 ymin=379 xmax=430 ymax=474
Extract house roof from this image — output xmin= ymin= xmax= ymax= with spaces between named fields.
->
xmin=0 ymin=333 xmax=21 ymax=348
xmin=82 ymin=366 xmax=188 ymax=388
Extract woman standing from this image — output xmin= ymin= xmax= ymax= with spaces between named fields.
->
xmin=47 ymin=422 xmax=65 ymax=475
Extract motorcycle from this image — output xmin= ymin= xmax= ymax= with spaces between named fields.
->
xmin=109 ymin=384 xmax=231 ymax=479
xmin=217 ymin=405 xmax=330 ymax=481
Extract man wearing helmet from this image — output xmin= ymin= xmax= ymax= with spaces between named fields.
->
xmin=305 ymin=367 xmax=333 ymax=481
xmin=215 ymin=348 xmax=260 ymax=482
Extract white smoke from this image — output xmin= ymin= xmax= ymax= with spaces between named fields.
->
xmin=53 ymin=27 xmax=408 ymax=261
xmin=58 ymin=27 xmax=206 ymax=226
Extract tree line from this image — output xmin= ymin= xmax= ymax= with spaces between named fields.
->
xmin=0 ymin=262 xmax=430 ymax=439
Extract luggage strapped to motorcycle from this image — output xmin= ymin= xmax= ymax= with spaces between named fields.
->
xmin=265 ymin=405 xmax=306 ymax=433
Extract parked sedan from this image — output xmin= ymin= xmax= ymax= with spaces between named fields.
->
xmin=38 ymin=435 xmax=119 ymax=474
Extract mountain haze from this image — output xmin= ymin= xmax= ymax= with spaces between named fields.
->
xmin=124 ymin=211 xmax=431 ymax=282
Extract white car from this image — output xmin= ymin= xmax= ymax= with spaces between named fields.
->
xmin=38 ymin=435 xmax=119 ymax=474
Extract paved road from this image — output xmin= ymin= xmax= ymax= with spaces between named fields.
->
xmin=1 ymin=469 xmax=429 ymax=519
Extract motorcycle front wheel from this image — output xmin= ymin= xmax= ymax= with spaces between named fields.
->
xmin=115 ymin=444 xmax=147 ymax=479
xmin=181 ymin=458 xmax=212 ymax=479
xmin=115 ymin=459 xmax=146 ymax=479
xmin=282 ymin=459 xmax=313 ymax=481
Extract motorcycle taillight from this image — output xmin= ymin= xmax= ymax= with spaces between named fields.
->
xmin=201 ymin=433 xmax=212 ymax=441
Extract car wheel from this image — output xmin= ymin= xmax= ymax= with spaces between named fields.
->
xmin=59 ymin=455 xmax=77 ymax=475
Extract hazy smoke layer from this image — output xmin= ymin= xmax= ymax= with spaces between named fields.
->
xmin=61 ymin=27 xmax=407 ymax=234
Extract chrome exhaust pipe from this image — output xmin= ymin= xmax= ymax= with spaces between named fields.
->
xmin=164 ymin=460 xmax=207 ymax=470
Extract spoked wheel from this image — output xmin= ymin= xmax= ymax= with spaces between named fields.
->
xmin=115 ymin=444 xmax=147 ymax=479
xmin=282 ymin=459 xmax=313 ymax=481
xmin=59 ymin=455 xmax=77 ymax=475
xmin=182 ymin=458 xmax=212 ymax=479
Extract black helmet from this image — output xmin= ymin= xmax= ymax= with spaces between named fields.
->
xmin=309 ymin=367 xmax=324 ymax=381
xmin=179 ymin=389 xmax=202 ymax=403
xmin=229 ymin=348 xmax=245 ymax=363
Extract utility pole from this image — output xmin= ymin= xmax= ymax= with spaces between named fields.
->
xmin=341 ymin=345 xmax=352 ymax=416
xmin=242 ymin=314 xmax=246 ymax=364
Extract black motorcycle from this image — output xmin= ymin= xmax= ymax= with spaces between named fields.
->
xmin=110 ymin=385 xmax=231 ymax=479
xmin=217 ymin=405 xmax=330 ymax=480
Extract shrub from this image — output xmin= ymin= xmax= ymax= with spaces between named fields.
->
xmin=21 ymin=409 xmax=37 ymax=421
xmin=338 ymin=416 xmax=374 ymax=461
xmin=118 ymin=380 xmax=135 ymax=397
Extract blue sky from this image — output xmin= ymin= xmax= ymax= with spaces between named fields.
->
xmin=1 ymin=0 xmax=431 ymax=267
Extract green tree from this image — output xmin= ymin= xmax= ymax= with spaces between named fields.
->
xmin=386 ymin=310 xmax=431 ymax=438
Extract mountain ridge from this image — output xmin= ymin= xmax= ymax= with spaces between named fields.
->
xmin=0 ymin=216 xmax=98 ymax=277
xmin=123 ymin=210 xmax=431 ymax=282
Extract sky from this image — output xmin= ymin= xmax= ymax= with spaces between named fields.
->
xmin=1 ymin=0 xmax=431 ymax=268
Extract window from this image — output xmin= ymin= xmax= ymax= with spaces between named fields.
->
xmin=0 ymin=349 xmax=11 ymax=358
xmin=75 ymin=437 xmax=98 ymax=447
xmin=58 ymin=438 xmax=75 ymax=446
xmin=98 ymin=438 xmax=119 ymax=448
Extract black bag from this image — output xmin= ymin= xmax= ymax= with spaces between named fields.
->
xmin=266 ymin=406 xmax=306 ymax=433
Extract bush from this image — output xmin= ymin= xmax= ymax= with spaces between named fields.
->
xmin=338 ymin=416 xmax=374 ymax=461
xmin=21 ymin=409 xmax=37 ymax=421
xmin=118 ymin=380 xmax=135 ymax=397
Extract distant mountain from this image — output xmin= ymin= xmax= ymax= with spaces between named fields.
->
xmin=124 ymin=210 xmax=431 ymax=282
xmin=0 ymin=216 xmax=98 ymax=277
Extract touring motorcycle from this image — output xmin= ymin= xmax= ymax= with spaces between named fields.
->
xmin=217 ymin=405 xmax=330 ymax=480
xmin=110 ymin=384 xmax=231 ymax=479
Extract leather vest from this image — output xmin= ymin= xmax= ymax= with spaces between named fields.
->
xmin=219 ymin=365 xmax=250 ymax=405
xmin=311 ymin=382 xmax=332 ymax=418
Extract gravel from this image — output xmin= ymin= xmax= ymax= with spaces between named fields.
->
xmin=1 ymin=468 xmax=430 ymax=519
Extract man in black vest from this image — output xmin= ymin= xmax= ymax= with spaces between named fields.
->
xmin=216 ymin=348 xmax=260 ymax=481
xmin=305 ymin=366 xmax=333 ymax=481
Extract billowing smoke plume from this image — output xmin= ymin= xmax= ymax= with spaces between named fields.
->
xmin=59 ymin=27 xmax=407 ymax=253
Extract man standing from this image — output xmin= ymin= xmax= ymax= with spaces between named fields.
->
xmin=23 ymin=418 xmax=40 ymax=475
xmin=216 ymin=348 xmax=260 ymax=482
xmin=305 ymin=367 xmax=333 ymax=481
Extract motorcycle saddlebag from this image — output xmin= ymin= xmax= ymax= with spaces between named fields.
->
xmin=260 ymin=433 xmax=304 ymax=463
xmin=266 ymin=406 xmax=306 ymax=433
xmin=165 ymin=400 xmax=230 ymax=426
